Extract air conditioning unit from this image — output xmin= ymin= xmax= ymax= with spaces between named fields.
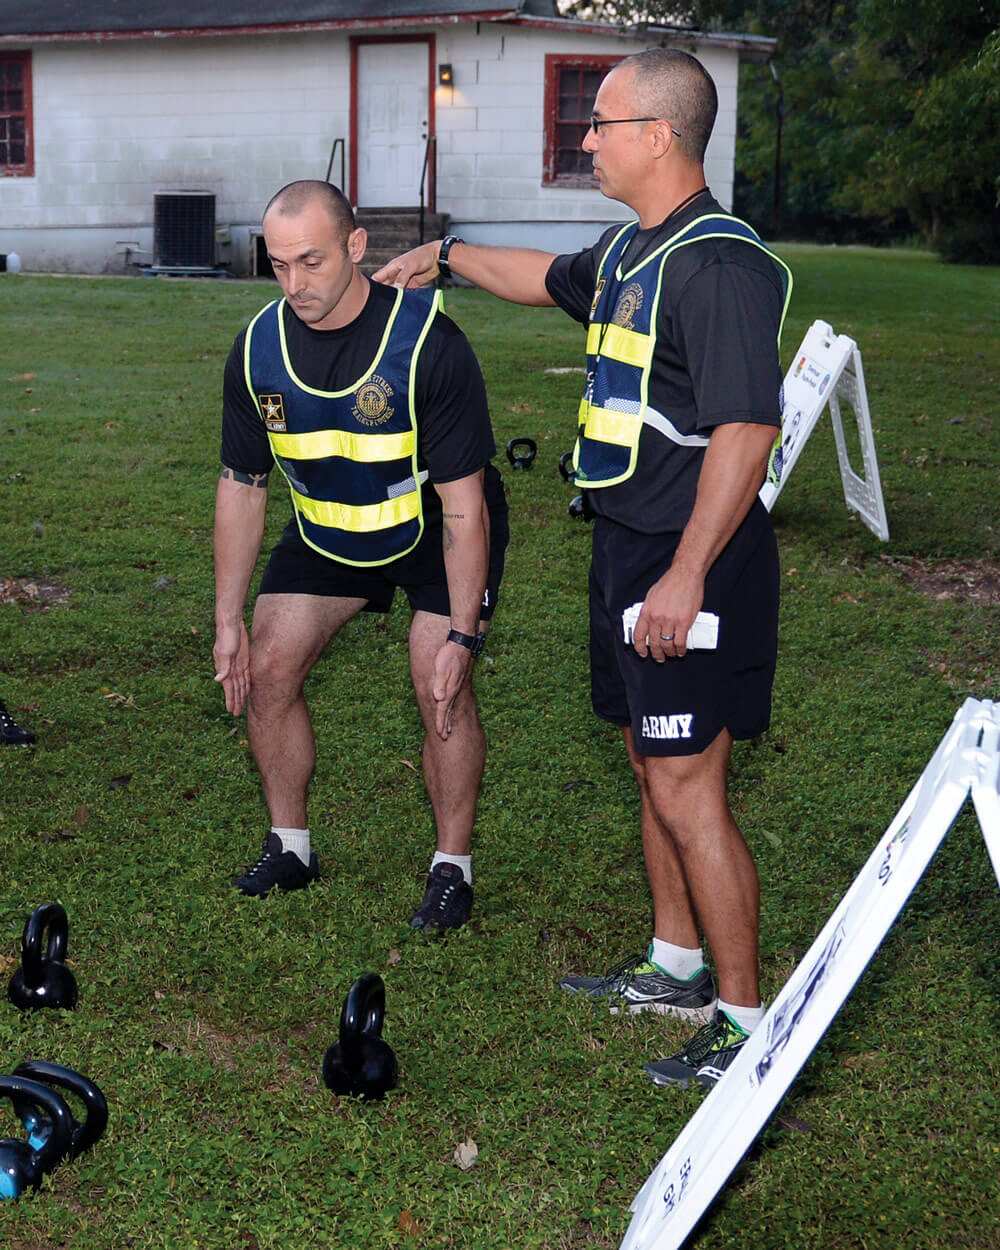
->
xmin=153 ymin=191 xmax=216 ymax=269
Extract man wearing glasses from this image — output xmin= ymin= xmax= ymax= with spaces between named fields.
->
xmin=374 ymin=49 xmax=791 ymax=1090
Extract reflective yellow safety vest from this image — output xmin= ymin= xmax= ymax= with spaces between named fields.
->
xmin=574 ymin=213 xmax=793 ymax=490
xmin=245 ymin=287 xmax=440 ymax=566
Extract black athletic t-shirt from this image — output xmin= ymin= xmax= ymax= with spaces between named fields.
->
xmin=221 ymin=280 xmax=496 ymax=521
xmin=545 ymin=190 xmax=785 ymax=534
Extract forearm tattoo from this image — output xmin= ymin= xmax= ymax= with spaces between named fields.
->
xmin=221 ymin=467 xmax=269 ymax=488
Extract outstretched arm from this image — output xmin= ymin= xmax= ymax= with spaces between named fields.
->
xmin=431 ymin=470 xmax=490 ymax=740
xmin=213 ymin=467 xmax=268 ymax=715
xmin=372 ymin=239 xmax=558 ymax=308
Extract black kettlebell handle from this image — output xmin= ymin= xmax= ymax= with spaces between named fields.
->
xmin=505 ymin=437 xmax=537 ymax=470
xmin=558 ymin=450 xmax=576 ymax=482
xmin=20 ymin=903 xmax=69 ymax=985
xmin=0 ymin=1076 xmax=73 ymax=1179
xmin=12 ymin=1062 xmax=108 ymax=1160
xmin=340 ymin=973 xmax=386 ymax=1055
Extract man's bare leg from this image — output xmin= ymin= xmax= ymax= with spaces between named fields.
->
xmin=248 ymin=593 xmax=366 ymax=828
xmin=641 ymin=730 xmax=761 ymax=1008
xmin=407 ymin=610 xmax=487 ymax=855
xmin=623 ymin=727 xmax=700 ymax=951
xmin=406 ymin=610 xmax=487 ymax=928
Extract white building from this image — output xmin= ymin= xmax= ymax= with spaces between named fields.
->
xmin=0 ymin=1 xmax=774 ymax=274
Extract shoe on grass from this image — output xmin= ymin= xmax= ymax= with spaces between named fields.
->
xmin=234 ymin=832 xmax=319 ymax=897
xmin=410 ymin=862 xmax=473 ymax=931
xmin=560 ymin=948 xmax=716 ymax=1023
xmin=643 ymin=1010 xmax=750 ymax=1089
xmin=0 ymin=700 xmax=37 ymax=746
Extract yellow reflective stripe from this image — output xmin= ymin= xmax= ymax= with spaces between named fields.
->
xmin=586 ymin=321 xmax=651 ymax=369
xmin=269 ymin=428 xmax=416 ymax=462
xmin=583 ymin=404 xmax=641 ymax=448
xmin=290 ymin=488 xmax=420 ymax=533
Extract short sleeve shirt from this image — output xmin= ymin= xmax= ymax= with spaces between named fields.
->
xmin=221 ymin=280 xmax=496 ymax=520
xmin=545 ymin=191 xmax=785 ymax=534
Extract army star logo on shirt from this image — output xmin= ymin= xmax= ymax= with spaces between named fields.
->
xmin=259 ymin=393 xmax=287 ymax=432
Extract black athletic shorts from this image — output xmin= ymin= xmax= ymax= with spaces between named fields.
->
xmin=589 ymin=498 xmax=779 ymax=756
xmin=259 ymin=464 xmax=509 ymax=620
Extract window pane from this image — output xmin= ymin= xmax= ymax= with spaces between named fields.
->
xmin=11 ymin=116 xmax=24 ymax=141
xmin=7 ymin=89 xmax=23 ymax=111
xmin=582 ymin=70 xmax=604 ymax=96
xmin=10 ymin=141 xmax=24 ymax=164
xmin=558 ymin=122 xmax=585 ymax=152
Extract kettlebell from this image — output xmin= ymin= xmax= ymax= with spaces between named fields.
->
xmin=12 ymin=1062 xmax=108 ymax=1161
xmin=558 ymin=450 xmax=575 ymax=482
xmin=7 ymin=903 xmax=78 ymax=1011
xmin=0 ymin=1076 xmax=73 ymax=1200
xmin=569 ymin=491 xmax=593 ymax=521
xmin=322 ymin=973 xmax=398 ymax=1102
xmin=505 ymin=437 xmax=537 ymax=470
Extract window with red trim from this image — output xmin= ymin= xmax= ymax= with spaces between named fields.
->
xmin=543 ymin=54 xmax=621 ymax=187
xmin=1 ymin=51 xmax=33 ymax=177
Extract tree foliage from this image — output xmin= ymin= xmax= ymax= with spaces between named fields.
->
xmin=557 ymin=0 xmax=1000 ymax=261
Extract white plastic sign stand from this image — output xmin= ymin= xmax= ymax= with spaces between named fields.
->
xmin=622 ymin=698 xmax=1000 ymax=1250
xmin=760 ymin=320 xmax=889 ymax=541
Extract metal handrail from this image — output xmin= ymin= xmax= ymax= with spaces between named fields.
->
xmin=325 ymin=137 xmax=345 ymax=191
xmin=418 ymin=134 xmax=437 ymax=245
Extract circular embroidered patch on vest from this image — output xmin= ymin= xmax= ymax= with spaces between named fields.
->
xmin=613 ymin=282 xmax=644 ymax=329
xmin=353 ymin=375 xmax=395 ymax=427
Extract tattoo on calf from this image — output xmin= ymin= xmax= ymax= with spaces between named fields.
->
xmin=221 ymin=467 xmax=269 ymax=488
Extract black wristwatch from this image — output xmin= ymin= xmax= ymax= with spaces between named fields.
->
xmin=447 ymin=628 xmax=486 ymax=658
xmin=438 ymin=234 xmax=463 ymax=277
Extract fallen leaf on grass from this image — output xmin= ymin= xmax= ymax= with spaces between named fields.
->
xmin=399 ymin=759 xmax=418 ymax=772
xmin=386 ymin=948 xmax=402 ymax=967
xmin=776 ymin=1115 xmax=813 ymax=1134
xmin=108 ymin=774 xmax=133 ymax=790
xmin=182 ymin=787 xmax=201 ymax=801
xmin=75 ymin=805 xmax=89 ymax=825
xmin=42 ymin=830 xmax=78 ymax=844
xmin=453 ymin=1138 xmax=478 ymax=1170
xmin=103 ymin=691 xmax=141 ymax=710
xmin=397 ymin=1210 xmax=421 ymax=1238
xmin=561 ymin=779 xmax=596 ymax=792
xmin=9 ymin=372 xmax=36 ymax=381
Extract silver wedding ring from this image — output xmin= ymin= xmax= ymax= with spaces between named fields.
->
xmin=659 ymin=633 xmax=674 ymax=642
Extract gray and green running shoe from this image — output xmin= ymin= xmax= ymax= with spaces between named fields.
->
xmin=560 ymin=948 xmax=716 ymax=1023
xmin=643 ymin=1010 xmax=750 ymax=1089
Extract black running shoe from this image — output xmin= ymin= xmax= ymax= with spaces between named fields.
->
xmin=410 ymin=862 xmax=473 ymax=931
xmin=643 ymin=1010 xmax=750 ymax=1089
xmin=0 ymin=700 xmax=36 ymax=746
xmin=234 ymin=832 xmax=319 ymax=897
xmin=560 ymin=948 xmax=716 ymax=1023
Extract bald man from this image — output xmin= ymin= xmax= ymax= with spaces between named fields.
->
xmin=375 ymin=50 xmax=791 ymax=1087
xmin=214 ymin=180 xmax=508 ymax=930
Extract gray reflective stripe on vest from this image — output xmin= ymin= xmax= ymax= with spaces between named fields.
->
xmin=387 ymin=468 xmax=430 ymax=500
xmin=642 ymin=405 xmax=710 ymax=448
xmin=600 ymin=394 xmax=711 ymax=449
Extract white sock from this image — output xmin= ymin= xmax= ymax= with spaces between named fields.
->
xmin=272 ymin=826 xmax=311 ymax=868
xmin=431 ymin=851 xmax=472 ymax=886
xmin=650 ymin=938 xmax=705 ymax=981
xmin=718 ymin=998 xmax=765 ymax=1037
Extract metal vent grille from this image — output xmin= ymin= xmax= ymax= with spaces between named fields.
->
xmin=153 ymin=191 xmax=215 ymax=269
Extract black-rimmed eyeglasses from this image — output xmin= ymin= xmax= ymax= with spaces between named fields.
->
xmin=589 ymin=115 xmax=682 ymax=138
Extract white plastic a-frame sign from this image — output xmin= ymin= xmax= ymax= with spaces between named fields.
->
xmin=622 ymin=698 xmax=1000 ymax=1250
xmin=760 ymin=319 xmax=889 ymax=541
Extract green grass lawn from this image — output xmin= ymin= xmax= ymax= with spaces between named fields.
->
xmin=0 ymin=246 xmax=998 ymax=1249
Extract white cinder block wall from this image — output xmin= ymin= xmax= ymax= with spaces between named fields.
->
xmin=0 ymin=26 xmax=739 ymax=274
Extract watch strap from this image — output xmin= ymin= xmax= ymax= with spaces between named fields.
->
xmin=447 ymin=628 xmax=486 ymax=657
xmin=438 ymin=234 xmax=462 ymax=276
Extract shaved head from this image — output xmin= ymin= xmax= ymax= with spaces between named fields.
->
xmin=618 ymin=49 xmax=718 ymax=163
xmin=263 ymin=180 xmax=356 ymax=242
